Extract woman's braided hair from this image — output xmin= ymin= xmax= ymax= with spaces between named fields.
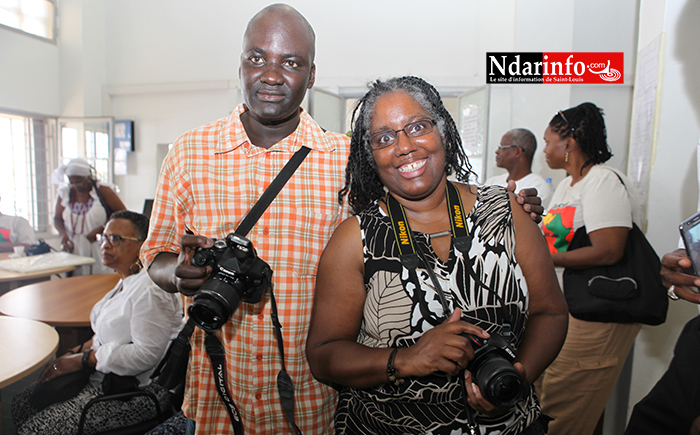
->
xmin=550 ymin=102 xmax=612 ymax=174
xmin=339 ymin=76 xmax=474 ymax=214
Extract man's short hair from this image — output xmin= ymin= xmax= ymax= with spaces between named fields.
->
xmin=245 ymin=4 xmax=316 ymax=62
xmin=508 ymin=128 xmax=537 ymax=162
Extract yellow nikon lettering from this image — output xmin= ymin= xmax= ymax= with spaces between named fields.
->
xmin=453 ymin=205 xmax=464 ymax=228
xmin=397 ymin=221 xmax=410 ymax=245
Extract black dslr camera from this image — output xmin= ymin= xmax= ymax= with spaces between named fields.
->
xmin=189 ymin=233 xmax=272 ymax=333
xmin=462 ymin=331 xmax=527 ymax=408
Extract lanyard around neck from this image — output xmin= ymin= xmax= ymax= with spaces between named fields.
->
xmin=385 ymin=181 xmax=473 ymax=315
xmin=386 ymin=181 xmax=472 ymax=261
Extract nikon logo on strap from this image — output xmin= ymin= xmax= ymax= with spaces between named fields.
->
xmin=397 ymin=220 xmax=411 ymax=245
xmin=386 ymin=181 xmax=471 ymax=260
xmin=453 ymin=205 xmax=464 ymax=228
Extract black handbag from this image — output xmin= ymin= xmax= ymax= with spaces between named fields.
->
xmin=29 ymin=369 xmax=91 ymax=410
xmin=26 ymin=239 xmax=53 ymax=256
xmin=563 ymin=223 xmax=668 ymax=325
xmin=93 ymin=180 xmax=113 ymax=220
xmin=102 ymin=372 xmax=140 ymax=395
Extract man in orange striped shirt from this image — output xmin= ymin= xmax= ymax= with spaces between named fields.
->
xmin=142 ymin=5 xmax=349 ymax=434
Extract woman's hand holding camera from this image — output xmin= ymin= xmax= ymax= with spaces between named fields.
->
xmin=463 ymin=362 xmax=526 ymax=417
xmin=393 ymin=309 xmax=489 ymax=378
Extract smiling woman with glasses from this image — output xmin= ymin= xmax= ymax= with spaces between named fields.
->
xmin=12 ymin=210 xmax=184 ymax=435
xmin=307 ymin=76 xmax=567 ymax=435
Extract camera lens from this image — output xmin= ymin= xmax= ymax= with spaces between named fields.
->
xmin=189 ymin=300 xmax=226 ymax=332
xmin=473 ymin=358 xmax=525 ymax=408
xmin=189 ymin=283 xmax=241 ymax=333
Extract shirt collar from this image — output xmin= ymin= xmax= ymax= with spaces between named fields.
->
xmin=216 ymin=104 xmax=337 ymax=156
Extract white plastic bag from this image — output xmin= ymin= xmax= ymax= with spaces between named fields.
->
xmin=0 ymin=252 xmax=95 ymax=273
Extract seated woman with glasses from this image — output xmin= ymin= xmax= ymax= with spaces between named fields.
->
xmin=12 ymin=210 xmax=184 ymax=435
xmin=306 ymin=76 xmax=568 ymax=435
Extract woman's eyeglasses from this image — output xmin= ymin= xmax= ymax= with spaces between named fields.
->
xmin=97 ymin=233 xmax=142 ymax=247
xmin=557 ymin=110 xmax=569 ymax=125
xmin=557 ymin=110 xmax=576 ymax=133
xmin=369 ymin=118 xmax=436 ymax=150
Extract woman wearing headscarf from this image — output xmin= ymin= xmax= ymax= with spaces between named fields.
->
xmin=53 ymin=158 xmax=126 ymax=275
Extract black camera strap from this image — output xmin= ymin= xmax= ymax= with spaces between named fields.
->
xmin=386 ymin=181 xmax=472 ymax=315
xmin=387 ymin=182 xmax=511 ymax=322
xmin=235 ymin=146 xmax=311 ymax=237
xmin=205 ymin=334 xmax=245 ymax=434
xmin=385 ymin=181 xmax=479 ymax=434
xmin=205 ymin=146 xmax=310 ymax=435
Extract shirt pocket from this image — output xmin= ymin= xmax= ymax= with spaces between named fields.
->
xmin=283 ymin=209 xmax=340 ymax=277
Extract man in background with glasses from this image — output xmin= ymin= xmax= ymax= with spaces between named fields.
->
xmin=484 ymin=128 xmax=552 ymax=208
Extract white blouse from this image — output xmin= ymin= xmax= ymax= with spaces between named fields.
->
xmin=57 ymin=182 xmax=115 ymax=275
xmin=89 ymin=268 xmax=184 ymax=386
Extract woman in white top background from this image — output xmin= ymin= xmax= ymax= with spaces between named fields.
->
xmin=53 ymin=158 xmax=126 ymax=275
xmin=538 ymin=102 xmax=642 ymax=435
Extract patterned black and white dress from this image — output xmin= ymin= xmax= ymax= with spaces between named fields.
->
xmin=335 ymin=185 xmax=544 ymax=435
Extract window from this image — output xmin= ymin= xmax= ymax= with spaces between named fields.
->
xmin=0 ymin=0 xmax=55 ymax=41
xmin=58 ymin=118 xmax=114 ymax=184
xmin=0 ymin=115 xmax=115 ymax=235
xmin=0 ymin=113 xmax=56 ymax=232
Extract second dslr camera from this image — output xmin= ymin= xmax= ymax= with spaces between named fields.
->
xmin=462 ymin=331 xmax=527 ymax=408
xmin=189 ymin=233 xmax=272 ymax=332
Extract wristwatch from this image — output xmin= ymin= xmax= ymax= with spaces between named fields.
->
xmin=82 ymin=349 xmax=94 ymax=371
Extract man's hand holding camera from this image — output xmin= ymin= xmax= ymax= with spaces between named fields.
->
xmin=174 ymin=233 xmax=272 ymax=333
xmin=175 ymin=234 xmax=214 ymax=296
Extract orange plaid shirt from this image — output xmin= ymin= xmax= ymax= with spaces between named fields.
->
xmin=141 ymin=104 xmax=350 ymax=434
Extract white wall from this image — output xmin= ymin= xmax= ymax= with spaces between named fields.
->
xmin=629 ymin=0 xmax=700 ymax=418
xmin=89 ymin=0 xmax=641 ymax=212
xmin=108 ymin=84 xmax=238 ymax=210
xmin=0 ymin=24 xmax=60 ymax=115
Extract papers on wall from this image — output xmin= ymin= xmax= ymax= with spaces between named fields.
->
xmin=628 ymin=33 xmax=666 ymax=224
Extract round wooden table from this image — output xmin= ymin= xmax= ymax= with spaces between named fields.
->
xmin=0 ymin=274 xmax=120 ymax=354
xmin=0 ymin=316 xmax=59 ymax=388
xmin=0 ymin=316 xmax=59 ymax=434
